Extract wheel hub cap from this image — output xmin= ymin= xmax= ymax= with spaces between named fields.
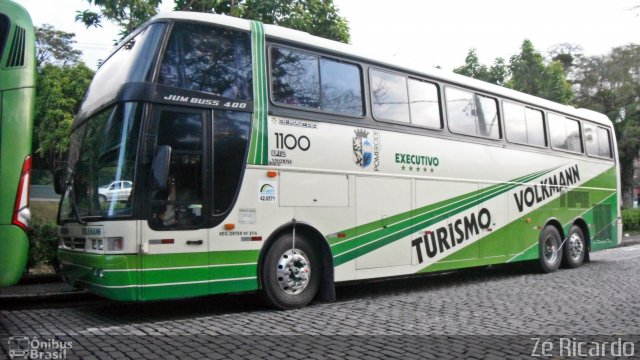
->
xmin=568 ymin=233 xmax=584 ymax=260
xmin=276 ymin=249 xmax=311 ymax=294
xmin=543 ymin=236 xmax=558 ymax=263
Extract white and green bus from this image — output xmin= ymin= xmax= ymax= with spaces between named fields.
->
xmin=57 ymin=12 xmax=621 ymax=309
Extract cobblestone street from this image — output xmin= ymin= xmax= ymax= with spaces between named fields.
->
xmin=2 ymin=244 xmax=640 ymax=359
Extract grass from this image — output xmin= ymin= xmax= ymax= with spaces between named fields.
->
xmin=30 ymin=201 xmax=59 ymax=225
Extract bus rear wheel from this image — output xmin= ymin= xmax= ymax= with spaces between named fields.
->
xmin=261 ymin=233 xmax=319 ymax=310
xmin=537 ymin=225 xmax=563 ymax=273
xmin=563 ymin=225 xmax=586 ymax=268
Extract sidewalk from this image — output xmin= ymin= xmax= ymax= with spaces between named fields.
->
xmin=2 ymin=235 xmax=640 ymax=305
xmin=0 ymin=274 xmax=93 ymax=306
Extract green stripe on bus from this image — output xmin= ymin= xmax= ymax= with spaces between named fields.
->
xmin=248 ymin=21 xmax=268 ymax=165
xmin=419 ymin=167 xmax=618 ymax=271
xmin=330 ymin=166 xmax=559 ymax=266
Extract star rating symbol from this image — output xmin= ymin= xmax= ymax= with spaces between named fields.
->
xmin=401 ymin=165 xmax=406 ymax=171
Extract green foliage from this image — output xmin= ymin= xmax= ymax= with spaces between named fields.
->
xmin=76 ymin=0 xmax=161 ymax=38
xmin=622 ymin=209 xmax=640 ymax=232
xmin=76 ymin=0 xmax=350 ymax=43
xmin=453 ymin=49 xmax=508 ymax=86
xmin=507 ymin=40 xmax=572 ymax=104
xmin=27 ymin=223 xmax=60 ymax=273
xmin=35 ymin=25 xmax=82 ymax=69
xmin=35 ymin=63 xmax=94 ymax=173
xmin=573 ymin=44 xmax=640 ymax=207
xmin=175 ymin=0 xmax=351 ymax=43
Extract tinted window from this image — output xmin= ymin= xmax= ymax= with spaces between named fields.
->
xmin=152 ymin=111 xmax=204 ymax=228
xmin=584 ymin=123 xmax=613 ymax=158
xmin=504 ymin=101 xmax=527 ymax=143
xmin=0 ymin=14 xmax=8 ymax=60
xmin=446 ymin=87 xmax=476 ymax=135
xmin=548 ymin=113 xmax=582 ymax=153
xmin=320 ymin=59 xmax=363 ymax=115
xmin=159 ymin=22 xmax=252 ymax=100
xmin=408 ymin=79 xmax=441 ymax=128
xmin=504 ymin=101 xmax=546 ymax=146
xmin=370 ymin=69 xmax=409 ymax=123
xmin=446 ymin=87 xmax=500 ymax=139
xmin=476 ymin=94 xmax=499 ymax=138
xmin=271 ymin=47 xmax=320 ymax=108
xmin=526 ymin=108 xmax=546 ymax=147
xmin=213 ymin=111 xmax=251 ymax=214
xmin=271 ymin=46 xmax=363 ymax=116
xmin=82 ymin=23 xmax=166 ymax=113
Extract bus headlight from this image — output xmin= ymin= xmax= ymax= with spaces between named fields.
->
xmin=107 ymin=237 xmax=124 ymax=251
xmin=91 ymin=239 xmax=103 ymax=251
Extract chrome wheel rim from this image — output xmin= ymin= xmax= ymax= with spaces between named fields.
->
xmin=543 ymin=235 xmax=558 ymax=264
xmin=276 ymin=249 xmax=311 ymax=294
xmin=568 ymin=233 xmax=584 ymax=260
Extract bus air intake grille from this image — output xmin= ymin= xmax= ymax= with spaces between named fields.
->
xmin=72 ymin=237 xmax=86 ymax=250
xmin=6 ymin=26 xmax=26 ymax=67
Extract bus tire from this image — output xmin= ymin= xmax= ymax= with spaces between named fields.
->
xmin=538 ymin=225 xmax=563 ymax=273
xmin=563 ymin=225 xmax=586 ymax=268
xmin=261 ymin=233 xmax=320 ymax=310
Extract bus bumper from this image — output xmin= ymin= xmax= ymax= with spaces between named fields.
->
xmin=0 ymin=225 xmax=28 ymax=287
xmin=58 ymin=249 xmax=139 ymax=301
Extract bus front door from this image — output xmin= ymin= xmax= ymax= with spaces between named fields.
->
xmin=140 ymin=107 xmax=211 ymax=300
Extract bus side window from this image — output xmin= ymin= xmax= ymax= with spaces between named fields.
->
xmin=151 ymin=110 xmax=205 ymax=228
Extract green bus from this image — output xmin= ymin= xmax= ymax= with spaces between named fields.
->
xmin=0 ymin=0 xmax=35 ymax=287
xmin=57 ymin=12 xmax=620 ymax=309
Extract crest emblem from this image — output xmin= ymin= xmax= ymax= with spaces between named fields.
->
xmin=353 ymin=129 xmax=372 ymax=168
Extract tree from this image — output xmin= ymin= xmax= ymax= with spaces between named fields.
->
xmin=507 ymin=40 xmax=572 ymax=104
xmin=175 ymin=0 xmax=350 ymax=43
xmin=35 ymin=25 xmax=82 ymax=69
xmin=75 ymin=0 xmax=161 ymax=38
xmin=573 ymin=45 xmax=640 ymax=207
xmin=76 ymin=0 xmax=350 ymax=43
xmin=548 ymin=43 xmax=583 ymax=73
xmin=453 ymin=49 xmax=508 ymax=86
xmin=33 ymin=25 xmax=94 ymax=173
xmin=34 ymin=64 xmax=95 ymax=173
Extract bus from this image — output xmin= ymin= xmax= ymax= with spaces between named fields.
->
xmin=0 ymin=0 xmax=35 ymax=287
xmin=57 ymin=12 xmax=621 ymax=309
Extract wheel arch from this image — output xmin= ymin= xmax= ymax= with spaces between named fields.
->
xmin=543 ymin=218 xmax=565 ymax=240
xmin=259 ymin=220 xmax=336 ymax=303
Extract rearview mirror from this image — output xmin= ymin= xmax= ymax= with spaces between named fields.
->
xmin=53 ymin=167 xmax=65 ymax=195
xmin=152 ymin=145 xmax=171 ymax=191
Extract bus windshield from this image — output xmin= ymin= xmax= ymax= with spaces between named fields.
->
xmin=60 ymin=103 xmax=142 ymax=221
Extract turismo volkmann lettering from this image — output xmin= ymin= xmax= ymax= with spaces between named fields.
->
xmin=514 ymin=164 xmax=580 ymax=212
xmin=412 ymin=208 xmax=492 ymax=263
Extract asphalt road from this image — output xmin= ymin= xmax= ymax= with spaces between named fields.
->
xmin=30 ymin=184 xmax=59 ymax=201
xmin=2 ymin=245 xmax=640 ymax=359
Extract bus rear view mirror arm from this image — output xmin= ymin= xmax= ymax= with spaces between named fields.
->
xmin=152 ymin=145 xmax=172 ymax=191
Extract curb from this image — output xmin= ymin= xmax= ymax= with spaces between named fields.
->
xmin=0 ymin=289 xmax=95 ymax=306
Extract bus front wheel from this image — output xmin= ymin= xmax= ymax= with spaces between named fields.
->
xmin=537 ymin=225 xmax=563 ymax=273
xmin=261 ymin=233 xmax=319 ymax=310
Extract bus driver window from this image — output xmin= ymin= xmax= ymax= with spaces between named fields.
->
xmin=151 ymin=110 xmax=204 ymax=228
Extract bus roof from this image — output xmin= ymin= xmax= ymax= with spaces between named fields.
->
xmin=142 ymin=11 xmax=611 ymax=127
